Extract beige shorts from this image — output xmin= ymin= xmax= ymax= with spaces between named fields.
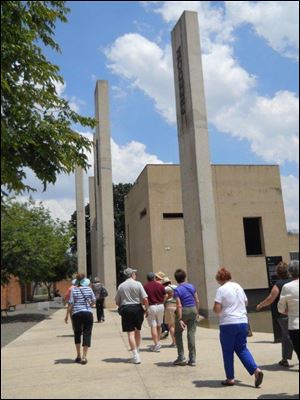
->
xmin=164 ymin=304 xmax=176 ymax=326
xmin=147 ymin=304 xmax=165 ymax=327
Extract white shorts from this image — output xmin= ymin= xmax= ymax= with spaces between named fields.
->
xmin=147 ymin=304 xmax=165 ymax=328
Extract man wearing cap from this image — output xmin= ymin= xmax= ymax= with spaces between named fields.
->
xmin=144 ymin=272 xmax=167 ymax=352
xmin=115 ymin=267 xmax=149 ymax=364
xmin=92 ymin=277 xmax=107 ymax=323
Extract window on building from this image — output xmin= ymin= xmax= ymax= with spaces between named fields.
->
xmin=290 ymin=251 xmax=299 ymax=261
xmin=243 ymin=217 xmax=265 ymax=256
xmin=163 ymin=213 xmax=184 ymax=219
xmin=140 ymin=208 xmax=147 ymax=219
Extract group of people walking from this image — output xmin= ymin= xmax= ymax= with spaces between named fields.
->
xmin=63 ymin=260 xmax=299 ymax=389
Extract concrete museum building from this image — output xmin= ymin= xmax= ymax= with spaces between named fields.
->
xmin=124 ymin=12 xmax=299 ymax=311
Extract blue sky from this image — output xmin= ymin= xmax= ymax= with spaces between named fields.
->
xmin=24 ymin=1 xmax=299 ymax=231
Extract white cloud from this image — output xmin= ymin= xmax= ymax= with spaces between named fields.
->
xmin=145 ymin=1 xmax=299 ymax=59
xmin=53 ymin=80 xmax=84 ymax=113
xmin=214 ymin=90 xmax=299 ymax=165
xmin=111 ymin=139 xmax=168 ymax=183
xmin=281 ymin=175 xmax=299 ymax=232
xmin=111 ymin=85 xmax=127 ymax=99
xmin=21 ymin=133 xmax=169 ymax=221
xmin=53 ymin=80 xmax=66 ymax=97
xmin=144 ymin=1 xmax=235 ymax=50
xmin=104 ymin=32 xmax=299 ymax=167
xmin=225 ymin=1 xmax=299 ymax=60
xmin=15 ymin=196 xmax=76 ymax=222
xmin=105 ymin=34 xmax=176 ymax=124
xmin=202 ymin=43 xmax=256 ymax=120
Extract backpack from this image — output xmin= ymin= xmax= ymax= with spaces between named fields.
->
xmin=100 ymin=286 xmax=108 ymax=298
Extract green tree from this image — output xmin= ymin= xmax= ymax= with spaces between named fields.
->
xmin=70 ymin=183 xmax=132 ymax=284
xmin=1 ymin=1 xmax=95 ymax=203
xmin=1 ymin=199 xmax=76 ymax=299
xmin=113 ymin=183 xmax=132 ymax=284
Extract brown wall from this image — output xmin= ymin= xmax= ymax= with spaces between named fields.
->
xmin=1 ymin=276 xmax=22 ymax=309
xmin=212 ymin=165 xmax=289 ymax=289
xmin=148 ymin=165 xmax=187 ymax=282
xmin=54 ymin=280 xmax=73 ymax=298
xmin=125 ymin=164 xmax=293 ymax=290
xmin=125 ymin=167 xmax=153 ymax=281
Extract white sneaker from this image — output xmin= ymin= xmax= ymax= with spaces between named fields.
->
xmin=152 ymin=343 xmax=162 ymax=352
xmin=130 ymin=350 xmax=141 ymax=364
xmin=132 ymin=353 xmax=141 ymax=364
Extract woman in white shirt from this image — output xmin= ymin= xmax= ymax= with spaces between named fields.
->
xmin=213 ymin=267 xmax=263 ymax=387
xmin=278 ymin=260 xmax=299 ymax=360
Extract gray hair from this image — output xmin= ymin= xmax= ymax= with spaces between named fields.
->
xmin=288 ymin=260 xmax=299 ymax=279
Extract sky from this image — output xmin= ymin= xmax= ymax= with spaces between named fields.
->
xmin=22 ymin=1 xmax=299 ymax=231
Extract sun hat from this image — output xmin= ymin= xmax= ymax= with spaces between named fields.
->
xmin=75 ymin=278 xmax=90 ymax=287
xmin=81 ymin=278 xmax=90 ymax=286
xmin=155 ymin=271 xmax=166 ymax=280
xmin=162 ymin=276 xmax=171 ymax=285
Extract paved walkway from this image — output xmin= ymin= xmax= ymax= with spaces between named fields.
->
xmin=1 ymin=308 xmax=299 ymax=399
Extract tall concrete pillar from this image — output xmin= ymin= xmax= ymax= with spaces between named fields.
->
xmin=88 ymin=176 xmax=97 ymax=279
xmin=94 ymin=80 xmax=116 ymax=306
xmin=171 ymin=11 xmax=220 ymax=316
xmin=75 ymin=166 xmax=87 ymax=275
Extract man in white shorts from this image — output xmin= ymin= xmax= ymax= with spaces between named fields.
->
xmin=144 ymin=272 xmax=167 ymax=352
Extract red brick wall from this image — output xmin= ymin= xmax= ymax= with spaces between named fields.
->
xmin=54 ymin=279 xmax=73 ymax=298
xmin=1 ymin=278 xmax=73 ymax=307
xmin=1 ymin=276 xmax=22 ymax=309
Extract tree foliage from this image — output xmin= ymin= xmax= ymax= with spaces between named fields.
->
xmin=1 ymin=199 xmax=76 ymax=298
xmin=113 ymin=183 xmax=132 ymax=284
xmin=70 ymin=183 xmax=132 ymax=284
xmin=1 ymin=1 xmax=95 ymax=202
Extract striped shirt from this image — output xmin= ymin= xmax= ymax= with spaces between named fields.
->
xmin=69 ymin=286 xmax=96 ymax=315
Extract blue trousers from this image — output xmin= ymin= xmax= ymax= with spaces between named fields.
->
xmin=220 ymin=323 xmax=258 ymax=380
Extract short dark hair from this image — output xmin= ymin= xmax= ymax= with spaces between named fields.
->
xmin=174 ymin=269 xmax=186 ymax=283
xmin=276 ymin=262 xmax=289 ymax=279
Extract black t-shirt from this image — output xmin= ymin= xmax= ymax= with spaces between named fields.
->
xmin=272 ymin=278 xmax=293 ymax=317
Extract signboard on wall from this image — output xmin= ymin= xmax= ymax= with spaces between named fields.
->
xmin=265 ymin=256 xmax=283 ymax=343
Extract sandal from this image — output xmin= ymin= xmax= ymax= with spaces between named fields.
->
xmin=255 ymin=370 xmax=264 ymax=388
xmin=221 ymin=380 xmax=235 ymax=386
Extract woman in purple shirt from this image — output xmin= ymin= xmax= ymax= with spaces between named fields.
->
xmin=173 ymin=269 xmax=200 ymax=366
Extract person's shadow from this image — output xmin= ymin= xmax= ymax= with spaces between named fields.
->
xmin=56 ymin=334 xmax=74 ymax=338
xmin=259 ymin=363 xmax=299 ymax=372
xmin=102 ymin=357 xmax=131 ymax=364
xmin=257 ymin=394 xmax=299 ymax=399
xmin=54 ymin=359 xmax=77 ymax=364
xmin=192 ymin=379 xmax=253 ymax=389
xmin=155 ymin=361 xmax=175 ymax=367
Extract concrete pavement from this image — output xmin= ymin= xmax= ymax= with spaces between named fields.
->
xmin=1 ymin=308 xmax=299 ymax=399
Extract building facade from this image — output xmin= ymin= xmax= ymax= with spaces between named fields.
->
xmin=125 ymin=164 xmax=298 ymax=306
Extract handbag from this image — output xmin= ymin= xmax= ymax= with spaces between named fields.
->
xmin=100 ymin=286 xmax=108 ymax=298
